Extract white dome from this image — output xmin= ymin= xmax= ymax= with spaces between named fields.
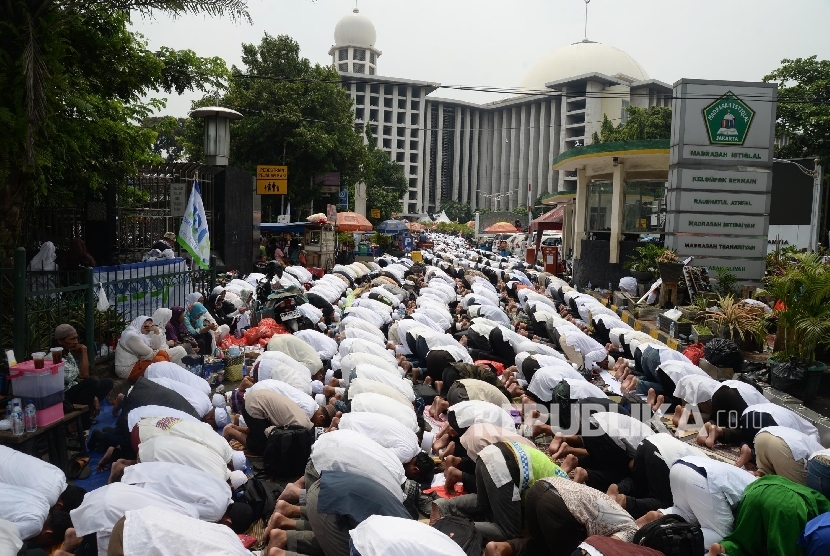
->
xmin=520 ymin=40 xmax=649 ymax=90
xmin=334 ymin=9 xmax=377 ymax=48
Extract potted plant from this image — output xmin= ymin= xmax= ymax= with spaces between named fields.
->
xmin=702 ymin=295 xmax=766 ymax=351
xmin=624 ymin=244 xmax=668 ymax=283
xmin=764 ymin=253 xmax=830 ymax=391
xmin=657 ymin=249 xmax=684 ymax=284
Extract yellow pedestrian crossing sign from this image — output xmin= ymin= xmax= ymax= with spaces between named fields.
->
xmin=257 ymin=165 xmax=287 ymax=195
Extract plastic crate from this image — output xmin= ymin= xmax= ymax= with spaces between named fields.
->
xmin=9 ymin=360 xmax=65 ymax=410
xmin=36 ymin=403 xmax=64 ymax=427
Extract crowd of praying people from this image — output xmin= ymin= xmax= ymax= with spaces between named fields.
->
xmin=3 ymin=232 xmax=830 ymax=556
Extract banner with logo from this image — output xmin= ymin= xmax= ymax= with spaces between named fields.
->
xmin=178 ymin=180 xmax=211 ymax=269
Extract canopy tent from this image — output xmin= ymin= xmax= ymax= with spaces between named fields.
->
xmin=377 ymin=219 xmax=409 ymax=234
xmin=529 ymin=206 xmax=565 ymax=254
xmin=483 ymin=222 xmax=518 ymax=234
xmin=260 ymin=222 xmax=309 ymax=234
xmin=336 ymin=212 xmax=373 ymax=232
xmin=417 ymin=216 xmax=434 ymax=224
xmin=433 ymin=211 xmax=451 ymax=224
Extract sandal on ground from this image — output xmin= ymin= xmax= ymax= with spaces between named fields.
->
xmin=68 ymin=455 xmax=91 ymax=480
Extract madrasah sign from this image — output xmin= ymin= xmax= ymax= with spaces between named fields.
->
xmin=703 ymin=92 xmax=755 ymax=145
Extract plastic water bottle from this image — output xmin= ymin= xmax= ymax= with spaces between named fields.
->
xmin=11 ymin=405 xmax=23 ymax=436
xmin=587 ymin=281 xmax=592 ymax=291
xmin=24 ymin=400 xmax=36 ymax=433
xmin=5 ymin=401 xmax=12 ymax=418
xmin=241 ymin=362 xmax=248 ymax=378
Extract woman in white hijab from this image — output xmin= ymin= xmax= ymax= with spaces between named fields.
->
xmin=151 ymin=308 xmax=188 ymax=366
xmin=184 ymin=292 xmax=203 ymax=311
xmin=114 ymin=316 xmax=171 ymax=381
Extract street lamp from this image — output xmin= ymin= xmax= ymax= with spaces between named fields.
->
xmin=189 ymin=106 xmax=244 ymax=166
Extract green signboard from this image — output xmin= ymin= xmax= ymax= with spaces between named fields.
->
xmin=702 ymin=91 xmax=755 ymax=145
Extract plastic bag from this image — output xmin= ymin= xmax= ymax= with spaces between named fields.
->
xmin=682 ymin=343 xmax=706 ymax=366
xmin=96 ymin=284 xmax=110 ymax=312
xmin=771 ymin=357 xmax=807 ymax=399
xmin=703 ymin=338 xmax=743 ymax=372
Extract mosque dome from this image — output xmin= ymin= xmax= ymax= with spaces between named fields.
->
xmin=520 ymin=40 xmax=649 ymax=90
xmin=334 ymin=8 xmax=377 ymax=48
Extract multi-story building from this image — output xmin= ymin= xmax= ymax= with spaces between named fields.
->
xmin=330 ymin=8 xmax=671 ymax=216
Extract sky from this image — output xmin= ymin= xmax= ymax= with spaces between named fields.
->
xmin=131 ymin=0 xmax=830 ymax=117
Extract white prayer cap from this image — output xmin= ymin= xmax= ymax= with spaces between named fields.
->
xmin=212 ymin=394 xmax=226 ymax=408
xmin=325 ymin=369 xmax=335 ymax=383
xmin=232 ymin=450 xmax=247 ymax=472
xmin=311 ymin=380 xmax=324 ymax=395
xmin=214 ymin=407 xmax=230 ymax=429
xmin=315 ymin=394 xmax=327 ymax=406
xmin=229 ymin=470 xmax=248 ymax=489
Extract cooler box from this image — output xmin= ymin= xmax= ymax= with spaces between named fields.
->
xmin=9 ymin=360 xmax=65 ymax=426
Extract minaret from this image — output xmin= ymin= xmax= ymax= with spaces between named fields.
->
xmin=329 ymin=8 xmax=382 ymax=75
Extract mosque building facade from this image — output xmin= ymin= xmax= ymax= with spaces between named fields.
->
xmin=330 ymin=8 xmax=671 ymax=216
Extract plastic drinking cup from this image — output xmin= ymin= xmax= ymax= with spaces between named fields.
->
xmin=50 ymin=347 xmax=63 ymax=364
xmin=31 ymin=352 xmax=45 ymax=369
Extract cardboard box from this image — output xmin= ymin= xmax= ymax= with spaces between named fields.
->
xmin=699 ymin=358 xmax=736 ymax=381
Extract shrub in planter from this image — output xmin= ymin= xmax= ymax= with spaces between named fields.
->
xmin=624 ymin=244 xmax=669 ymax=282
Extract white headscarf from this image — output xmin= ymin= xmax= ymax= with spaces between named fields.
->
xmin=120 ymin=316 xmax=152 ymax=348
xmin=28 ymin=241 xmax=57 ymax=271
xmin=185 ymin=292 xmax=203 ymax=310
xmin=152 ymin=308 xmax=173 ymax=329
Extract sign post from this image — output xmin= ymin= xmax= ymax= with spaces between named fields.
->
xmin=666 ymin=80 xmax=777 ymax=282
xmin=370 ymin=209 xmax=381 ymax=219
xmin=256 ymin=165 xmax=288 ymax=195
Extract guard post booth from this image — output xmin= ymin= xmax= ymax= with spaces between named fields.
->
xmin=549 ymin=140 xmax=670 ymax=288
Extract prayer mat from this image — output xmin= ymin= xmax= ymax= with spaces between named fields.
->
xmin=423 ymin=406 xmax=448 ymax=430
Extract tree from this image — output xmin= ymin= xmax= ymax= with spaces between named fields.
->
xmin=364 ymin=129 xmax=407 ymax=224
xmin=182 ymin=34 xmax=366 ymax=220
xmin=591 ymin=106 xmax=672 ymax=143
xmin=143 ymin=116 xmax=188 ymax=162
xmin=0 ymin=1 xmax=239 ymax=263
xmin=440 ymin=199 xmax=473 ymax=223
xmin=764 ymin=57 xmax=830 ymax=165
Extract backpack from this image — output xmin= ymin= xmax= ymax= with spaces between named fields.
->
xmin=551 ymin=379 xmax=571 ymax=429
xmin=233 ymin=478 xmax=283 ymax=521
xmin=262 ymin=425 xmax=316 ymax=481
xmin=432 ymin=516 xmax=483 ymax=556
xmin=632 ymin=514 xmax=704 ymax=556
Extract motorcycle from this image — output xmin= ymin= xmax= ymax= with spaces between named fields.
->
xmin=265 ymin=287 xmax=309 ymax=332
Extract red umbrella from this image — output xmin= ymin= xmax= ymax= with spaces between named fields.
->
xmin=483 ymin=222 xmax=518 ymax=233
xmin=336 ymin=212 xmax=373 ymax=232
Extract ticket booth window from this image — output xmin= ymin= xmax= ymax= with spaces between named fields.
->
xmin=624 ymin=180 xmax=666 ymax=234
xmin=587 ymin=180 xmax=613 ymax=232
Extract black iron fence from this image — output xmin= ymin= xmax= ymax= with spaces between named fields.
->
xmin=1 ymin=248 xmax=215 ymax=373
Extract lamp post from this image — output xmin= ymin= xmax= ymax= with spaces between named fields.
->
xmin=189 ymin=106 xmax=244 ymax=166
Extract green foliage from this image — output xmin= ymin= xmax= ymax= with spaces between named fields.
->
xmin=764 ymin=56 xmax=830 ymax=165
xmin=433 ymin=222 xmax=473 ymax=236
xmin=713 ymin=268 xmax=739 ymax=297
xmin=623 ymin=243 xmax=669 ymax=279
xmin=513 ymin=207 xmax=529 ymax=216
xmin=591 ymin=106 xmax=672 ymax=143
xmin=440 ymin=200 xmax=473 ymax=223
xmin=703 ymin=295 xmax=766 ymax=345
xmin=364 ymin=128 xmax=406 ymax=224
xmin=143 ymin=116 xmax=188 ymax=162
xmin=183 ymin=34 xmax=366 ymax=219
xmin=0 ymin=1 xmax=235 ymax=262
xmin=372 ymin=232 xmax=391 ymax=250
xmin=764 ymin=253 xmax=830 ymax=362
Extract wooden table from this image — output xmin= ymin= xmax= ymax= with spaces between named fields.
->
xmin=0 ymin=405 xmax=88 ymax=475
